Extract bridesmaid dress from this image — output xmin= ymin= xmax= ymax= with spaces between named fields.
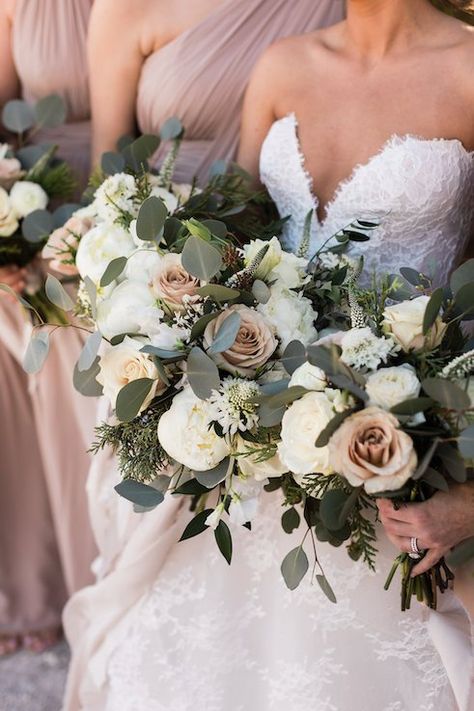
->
xmin=6 ymin=0 xmax=98 ymax=596
xmin=62 ymin=1 xmax=345 ymax=708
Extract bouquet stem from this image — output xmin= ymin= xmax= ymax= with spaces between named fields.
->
xmin=384 ymin=552 xmax=454 ymax=611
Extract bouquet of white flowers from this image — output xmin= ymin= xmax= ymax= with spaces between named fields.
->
xmin=268 ymin=263 xmax=474 ymax=610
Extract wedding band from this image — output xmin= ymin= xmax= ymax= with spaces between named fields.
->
xmin=408 ymin=537 xmax=422 ymax=560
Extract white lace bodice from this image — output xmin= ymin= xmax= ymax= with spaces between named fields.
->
xmin=260 ymin=114 xmax=474 ymax=283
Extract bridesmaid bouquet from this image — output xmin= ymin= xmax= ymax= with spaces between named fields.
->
xmin=0 ymin=94 xmax=75 ymax=321
xmin=268 ymin=263 xmax=474 ymax=609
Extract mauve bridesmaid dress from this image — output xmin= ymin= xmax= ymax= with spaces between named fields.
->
xmin=62 ymin=2 xmax=345 ymax=708
xmin=7 ymin=0 xmax=97 ymax=598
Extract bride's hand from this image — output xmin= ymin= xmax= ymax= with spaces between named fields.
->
xmin=0 ymin=265 xmax=27 ymax=299
xmin=377 ymin=483 xmax=474 ymax=576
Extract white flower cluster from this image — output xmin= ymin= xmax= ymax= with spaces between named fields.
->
xmin=340 ymin=326 xmax=398 ymax=371
xmin=208 ymin=378 xmax=260 ymax=435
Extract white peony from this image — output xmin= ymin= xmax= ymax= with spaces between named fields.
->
xmin=76 ymin=223 xmax=136 ymax=284
xmin=382 ymin=295 xmax=446 ymax=353
xmin=94 ymin=173 xmax=137 ymax=222
xmin=96 ymin=279 xmax=161 ymax=340
xmin=340 ymin=327 xmax=398 ymax=371
xmin=289 ymin=361 xmax=326 ymax=391
xmin=9 ymin=180 xmax=48 ymax=218
xmin=149 ymin=322 xmax=189 ymax=349
xmin=366 ymin=365 xmax=421 ymax=410
xmin=124 ymin=248 xmax=161 ymax=281
xmin=257 ymin=285 xmax=317 ymax=352
xmin=0 ymin=187 xmax=19 ymax=237
xmin=278 ymin=391 xmax=337 ymax=476
xmin=97 ymin=336 xmax=164 ymax=411
xmin=149 ymin=186 xmax=179 ymax=214
xmin=158 ymin=387 xmax=230 ymax=471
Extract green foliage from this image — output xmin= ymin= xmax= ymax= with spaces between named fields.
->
xmin=91 ymin=401 xmax=171 ymax=483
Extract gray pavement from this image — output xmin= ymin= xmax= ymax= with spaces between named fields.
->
xmin=0 ymin=642 xmax=69 ymax=711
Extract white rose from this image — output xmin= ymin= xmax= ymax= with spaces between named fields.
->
xmin=97 ymin=336 xmax=165 ymax=411
xmin=150 ymin=323 xmax=189 ymax=349
xmin=289 ymin=361 xmax=326 ymax=391
xmin=97 ymin=279 xmax=161 ymax=340
xmin=235 ymin=436 xmax=288 ymax=481
xmin=382 ymin=295 xmax=446 ymax=352
xmin=243 ymin=236 xmax=282 ymax=279
xmin=9 ymin=180 xmax=48 ymax=218
xmin=270 ymin=251 xmax=308 ymax=289
xmin=158 ymin=387 xmax=230 ymax=471
xmin=257 ymin=285 xmax=317 ymax=352
xmin=94 ymin=173 xmax=137 ymax=222
xmin=278 ymin=391 xmax=337 ymax=476
xmin=366 ymin=365 xmax=421 ymax=410
xmin=76 ymin=223 xmax=136 ymax=284
xmin=0 ymin=187 xmax=18 ymax=237
xmin=149 ymin=186 xmax=179 ymax=214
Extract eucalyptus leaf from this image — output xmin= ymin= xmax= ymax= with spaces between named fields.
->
xmin=281 ymin=340 xmax=307 ymax=375
xmin=78 ymin=331 xmax=103 ymax=372
xmin=450 ymin=259 xmax=474 ymax=295
xmin=400 ymin=267 xmax=425 ymax=287
xmin=174 ymin=479 xmax=210 ymax=496
xmin=252 ymin=279 xmax=271 ymax=304
xmin=201 ymin=219 xmax=228 ymax=239
xmin=412 ymin=438 xmax=440 ymax=481
xmin=140 ymin=345 xmax=186 ymax=360
xmin=423 ymin=288 xmax=444 ymax=335
xmin=16 ymin=144 xmax=50 ymax=170
xmin=265 ymin=385 xmax=307 ymax=410
xmin=195 ymin=458 xmax=231 ymax=489
xmin=100 ymin=256 xmax=128 ymax=287
xmin=316 ymin=575 xmax=337 ymax=604
xmin=214 ymin=520 xmax=233 ymax=564
xmin=22 ymin=209 xmax=54 ymax=243
xmin=421 ymin=467 xmax=449 ymax=492
xmin=458 ymin=424 xmax=474 ymax=459
xmin=454 ymin=283 xmax=474 ymax=321
xmin=163 ymin=217 xmax=185 ymax=248
xmin=114 ymin=479 xmax=164 ymax=508
xmin=180 ymin=509 xmax=214 ymax=541
xmin=257 ymin=402 xmax=286 ymax=428
xmin=259 ymin=379 xmax=290 ymax=397
xmin=122 ymin=134 xmax=160 ymax=171
xmin=315 ymin=410 xmax=354 ymax=447
xmin=23 ymin=331 xmax=50 ymax=374
xmin=136 ymin=196 xmax=168 ymax=242
xmin=320 ymin=489 xmax=355 ymax=531
xmin=115 ymin=378 xmax=155 ymax=423
xmin=2 ymin=99 xmax=35 ymax=133
xmin=209 ymin=159 xmax=227 ymax=177
xmin=181 ymin=235 xmax=223 ymax=281
xmin=282 ymin=507 xmax=301 ymax=534
xmin=390 ymin=397 xmax=434 ymax=416
xmin=422 ymin=377 xmax=471 ymax=411
xmin=184 ymin=219 xmax=212 ymax=241
xmin=101 ymin=151 xmax=126 ymax=175
xmin=281 ymin=546 xmax=309 ymax=591
xmin=187 ymin=347 xmax=220 ymax=399
xmin=45 ymin=274 xmax=74 ymax=311
xmin=208 ymin=312 xmax=241 ymax=354
xmin=53 ymin=203 xmax=80 ymax=228
xmin=160 ymin=117 xmax=184 ymax=141
xmin=196 ymin=285 xmax=240 ymax=302
xmin=73 ymin=357 xmax=103 ymax=397
xmin=437 ymin=443 xmax=467 ymax=483
xmin=35 ymin=94 xmax=66 ymax=129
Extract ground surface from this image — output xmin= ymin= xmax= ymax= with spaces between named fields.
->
xmin=0 ymin=642 xmax=69 ymax=711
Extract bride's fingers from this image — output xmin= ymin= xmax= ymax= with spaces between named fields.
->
xmin=380 ymin=518 xmax=414 ymax=537
xmin=411 ymin=548 xmax=447 ymax=577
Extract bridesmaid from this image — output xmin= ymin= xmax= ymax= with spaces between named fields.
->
xmin=0 ymin=0 xmax=97 ymax=636
xmin=63 ymin=0 xmax=344 ymax=707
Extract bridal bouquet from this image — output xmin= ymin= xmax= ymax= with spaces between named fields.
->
xmin=0 ymin=94 xmax=75 ymax=321
xmin=270 ymin=263 xmax=474 ymax=609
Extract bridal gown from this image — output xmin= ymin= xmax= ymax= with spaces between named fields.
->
xmin=0 ymin=0 xmax=97 ymax=607
xmin=82 ymin=118 xmax=474 ymax=711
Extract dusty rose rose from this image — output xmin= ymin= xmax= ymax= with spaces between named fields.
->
xmin=203 ymin=304 xmax=277 ymax=376
xmin=0 ymin=157 xmax=24 ymax=191
xmin=328 ymin=406 xmax=417 ymax=494
xmin=42 ymin=215 xmax=93 ymax=275
xmin=151 ymin=253 xmax=199 ymax=311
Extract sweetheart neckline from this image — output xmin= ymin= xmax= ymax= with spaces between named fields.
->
xmin=280 ymin=112 xmax=474 ymax=229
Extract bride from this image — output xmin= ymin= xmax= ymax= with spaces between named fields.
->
xmin=68 ymin=1 xmax=474 ymax=709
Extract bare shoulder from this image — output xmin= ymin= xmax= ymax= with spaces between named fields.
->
xmin=90 ymin=0 xmax=175 ymax=53
xmin=435 ymin=16 xmax=474 ymax=94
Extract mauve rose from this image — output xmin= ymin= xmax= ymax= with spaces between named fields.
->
xmin=203 ymin=304 xmax=277 ymax=376
xmin=151 ymin=253 xmax=199 ymax=311
xmin=0 ymin=157 xmax=24 ymax=191
xmin=43 ymin=215 xmax=93 ymax=275
xmin=328 ymin=407 xmax=417 ymax=494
